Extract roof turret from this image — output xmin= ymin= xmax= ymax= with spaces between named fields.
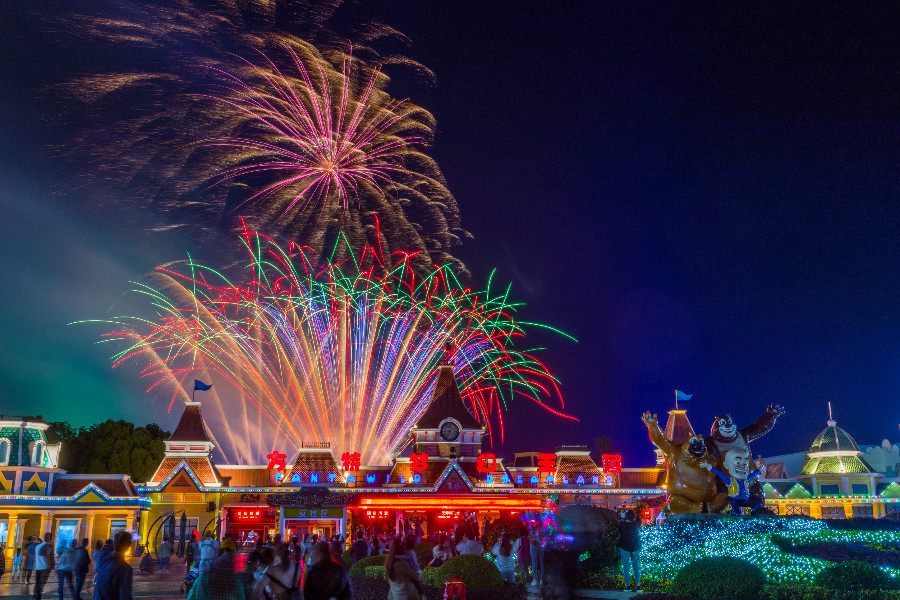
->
xmin=416 ymin=365 xmax=483 ymax=430
xmin=800 ymin=406 xmax=874 ymax=475
xmin=168 ymin=402 xmax=211 ymax=443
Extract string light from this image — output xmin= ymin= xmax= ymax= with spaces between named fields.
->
xmin=641 ymin=518 xmax=900 ymax=583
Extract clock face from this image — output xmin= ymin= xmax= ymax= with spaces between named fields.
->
xmin=440 ymin=421 xmax=460 ymax=442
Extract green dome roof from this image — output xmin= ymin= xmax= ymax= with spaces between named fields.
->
xmin=808 ymin=420 xmax=860 ymax=452
xmin=799 ymin=419 xmax=874 ymax=475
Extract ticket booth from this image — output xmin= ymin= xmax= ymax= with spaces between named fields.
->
xmin=281 ymin=506 xmax=346 ymax=542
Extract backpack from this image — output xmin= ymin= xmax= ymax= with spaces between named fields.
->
xmin=443 ymin=578 xmax=466 ymax=600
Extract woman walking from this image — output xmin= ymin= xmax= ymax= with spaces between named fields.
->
xmin=263 ymin=545 xmax=300 ymax=600
xmin=385 ymin=539 xmax=424 ymax=600
xmin=492 ymin=532 xmax=519 ymax=583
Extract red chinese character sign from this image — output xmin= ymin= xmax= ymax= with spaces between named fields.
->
xmin=267 ymin=451 xmax=287 ymax=471
xmin=602 ymin=454 xmax=622 ymax=473
xmin=536 ymin=453 xmax=556 ymax=473
xmin=409 ymin=453 xmax=429 ymax=472
xmin=341 ymin=451 xmax=361 ymax=471
xmin=476 ymin=453 xmax=496 ymax=473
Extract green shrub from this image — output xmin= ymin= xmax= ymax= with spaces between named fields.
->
xmin=814 ymin=561 xmax=896 ymax=591
xmin=349 ymin=576 xmax=443 ymax=600
xmin=348 ymin=553 xmax=386 ymax=577
xmin=670 ymin=557 xmax=766 ymax=600
xmin=364 ymin=565 xmax=387 ymax=580
xmin=762 ymin=583 xmax=900 ymax=600
xmin=414 ymin=541 xmax=435 ymax=567
xmin=761 ymin=583 xmax=831 ymax=600
xmin=467 ymin=584 xmax=529 ymax=600
xmin=422 ymin=554 xmax=503 ymax=589
xmin=340 ymin=549 xmax=351 ymax=566
xmin=580 ymin=567 xmax=624 ymax=589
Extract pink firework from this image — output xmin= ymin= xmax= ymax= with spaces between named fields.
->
xmin=205 ymin=47 xmax=422 ymax=216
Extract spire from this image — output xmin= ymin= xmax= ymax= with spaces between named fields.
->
xmin=415 ymin=364 xmax=483 ymax=430
xmin=168 ymin=401 xmax=212 ymax=443
xmin=664 ymin=409 xmax=695 ymax=446
xmin=827 ymin=401 xmax=836 ymax=427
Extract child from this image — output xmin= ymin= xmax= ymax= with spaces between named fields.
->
xmin=11 ymin=547 xmax=22 ymax=579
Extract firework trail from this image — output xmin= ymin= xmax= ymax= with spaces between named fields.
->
xmin=89 ymin=226 xmax=572 ymax=465
xmin=52 ymin=0 xmax=469 ymax=276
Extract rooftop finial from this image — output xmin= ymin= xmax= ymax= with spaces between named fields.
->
xmin=827 ymin=401 xmax=836 ymax=427
xmin=443 ymin=340 xmax=454 ymax=366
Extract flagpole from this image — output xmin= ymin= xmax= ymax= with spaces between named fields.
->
xmin=675 ymin=389 xmax=678 ymax=411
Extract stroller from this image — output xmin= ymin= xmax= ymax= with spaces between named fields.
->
xmin=138 ymin=553 xmax=155 ymax=575
xmin=181 ymin=565 xmax=199 ymax=595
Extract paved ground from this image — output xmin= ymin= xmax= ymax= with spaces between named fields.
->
xmin=525 ymin=585 xmax=644 ymax=600
xmin=0 ymin=559 xmax=643 ymax=600
xmin=0 ymin=557 xmax=194 ymax=599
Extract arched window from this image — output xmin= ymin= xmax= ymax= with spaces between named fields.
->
xmin=0 ymin=440 xmax=9 ymax=465
xmin=31 ymin=441 xmax=44 ymax=466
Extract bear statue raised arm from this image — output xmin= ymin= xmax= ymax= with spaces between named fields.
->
xmin=642 ymin=411 xmax=725 ymax=514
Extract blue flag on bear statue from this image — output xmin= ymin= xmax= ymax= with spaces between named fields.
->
xmin=675 ymin=390 xmax=692 ymax=401
xmin=194 ymin=380 xmax=213 ymax=391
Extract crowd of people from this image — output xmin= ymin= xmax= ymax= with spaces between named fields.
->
xmin=0 ymin=511 xmax=638 ymax=599
xmin=9 ymin=530 xmax=136 ymax=600
xmin=179 ymin=531 xmax=352 ymax=600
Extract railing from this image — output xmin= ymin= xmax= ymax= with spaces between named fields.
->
xmin=301 ymin=441 xmax=331 ymax=449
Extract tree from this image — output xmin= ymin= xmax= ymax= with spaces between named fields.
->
xmin=55 ymin=419 xmax=169 ymax=483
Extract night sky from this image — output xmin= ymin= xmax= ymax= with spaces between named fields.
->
xmin=0 ymin=2 xmax=897 ymax=466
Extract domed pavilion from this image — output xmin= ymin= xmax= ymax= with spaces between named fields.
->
xmin=793 ymin=410 xmax=881 ymax=518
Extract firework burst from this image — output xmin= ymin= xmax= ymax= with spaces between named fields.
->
xmin=207 ymin=47 xmax=420 ymax=215
xmin=51 ymin=1 xmax=469 ymax=276
xmin=88 ymin=226 xmax=571 ymax=465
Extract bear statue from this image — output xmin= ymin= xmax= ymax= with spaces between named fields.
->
xmin=642 ymin=411 xmax=727 ymax=514
xmin=704 ymin=404 xmax=785 ymax=511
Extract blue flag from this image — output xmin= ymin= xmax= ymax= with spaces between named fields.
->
xmin=675 ymin=390 xmax=692 ymax=401
xmin=194 ymin=380 xmax=213 ymax=391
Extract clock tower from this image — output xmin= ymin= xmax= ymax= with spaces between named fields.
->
xmin=410 ymin=364 xmax=485 ymax=459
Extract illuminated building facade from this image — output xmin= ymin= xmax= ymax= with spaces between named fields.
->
xmin=136 ymin=365 xmax=662 ymax=550
xmin=760 ymin=415 xmax=900 ymax=518
xmin=133 ymin=374 xmax=900 ymax=551
xmin=0 ymin=419 xmax=147 ymax=560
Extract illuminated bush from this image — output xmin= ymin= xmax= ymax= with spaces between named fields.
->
xmin=669 ymin=557 xmax=765 ymax=600
xmin=813 ymin=561 xmax=896 ymax=591
xmin=364 ymin=565 xmax=387 ymax=580
xmin=638 ymin=516 xmax=900 ymax=583
xmin=422 ymin=554 xmax=503 ymax=588
xmin=349 ymin=554 xmax=386 ymax=577
xmin=340 ymin=549 xmax=351 ymax=566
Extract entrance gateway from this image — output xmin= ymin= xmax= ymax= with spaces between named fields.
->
xmin=281 ymin=506 xmax=346 ymax=542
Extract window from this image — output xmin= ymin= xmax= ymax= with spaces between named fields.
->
xmin=852 ymin=505 xmax=873 ymax=518
xmin=109 ymin=519 xmax=128 ymax=537
xmin=31 ymin=441 xmax=44 ymax=466
xmin=185 ymin=517 xmax=200 ymax=541
xmin=821 ymin=506 xmax=845 ymax=519
xmin=0 ymin=440 xmax=9 ymax=465
xmin=819 ymin=484 xmax=840 ymax=496
xmin=851 ymin=483 xmax=870 ymax=496
xmin=785 ymin=505 xmax=810 ymax=516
